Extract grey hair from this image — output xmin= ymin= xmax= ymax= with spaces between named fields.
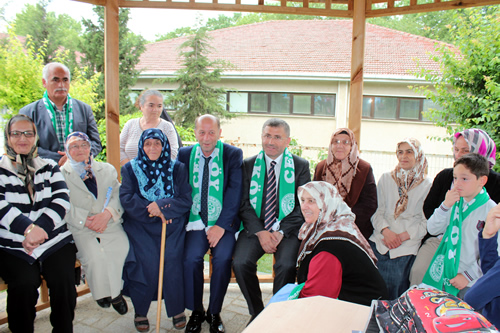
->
xmin=42 ymin=62 xmax=71 ymax=82
xmin=138 ymin=89 xmax=164 ymax=108
xmin=262 ymin=118 xmax=290 ymax=137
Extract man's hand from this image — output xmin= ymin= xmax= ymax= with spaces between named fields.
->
xmin=382 ymin=228 xmax=402 ymax=249
xmin=450 ymin=273 xmax=468 ymax=290
xmin=207 ymin=225 xmax=225 ymax=248
xmin=86 ymin=210 xmax=111 ymax=233
xmin=484 ymin=203 xmax=500 ymax=239
xmin=57 ymin=152 xmax=68 ymax=166
xmin=273 ymin=231 xmax=284 ymax=245
xmin=444 ymin=188 xmax=460 ymax=208
xmin=256 ymin=230 xmax=279 ymax=254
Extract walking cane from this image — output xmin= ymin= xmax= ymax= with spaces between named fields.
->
xmin=156 ymin=216 xmax=170 ymax=333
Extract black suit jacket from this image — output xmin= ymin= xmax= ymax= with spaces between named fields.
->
xmin=239 ymin=153 xmax=310 ymax=238
xmin=178 ymin=143 xmax=243 ymax=234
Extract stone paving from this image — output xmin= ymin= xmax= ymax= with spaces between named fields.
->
xmin=0 ymin=283 xmax=274 ymax=333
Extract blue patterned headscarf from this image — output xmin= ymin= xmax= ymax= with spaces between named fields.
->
xmin=131 ymin=128 xmax=174 ymax=201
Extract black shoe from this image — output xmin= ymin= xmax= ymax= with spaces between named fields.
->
xmin=96 ymin=297 xmax=111 ymax=308
xmin=111 ymin=294 xmax=128 ymax=315
xmin=185 ymin=310 xmax=205 ymax=333
xmin=206 ymin=312 xmax=225 ymax=333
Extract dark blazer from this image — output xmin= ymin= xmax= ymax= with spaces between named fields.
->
xmin=177 ymin=143 xmax=243 ymax=234
xmin=19 ymin=98 xmax=102 ymax=162
xmin=239 ymin=153 xmax=311 ymax=238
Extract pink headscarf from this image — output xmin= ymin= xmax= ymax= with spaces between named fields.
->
xmin=453 ymin=129 xmax=496 ymax=169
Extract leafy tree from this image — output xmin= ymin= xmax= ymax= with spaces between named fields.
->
xmin=411 ymin=7 xmax=500 ymax=168
xmin=161 ymin=27 xmax=234 ymax=127
xmin=80 ymin=6 xmax=146 ymax=119
xmin=155 ymin=26 xmax=196 ymax=42
xmin=0 ymin=29 xmax=102 ymax=117
xmin=12 ymin=0 xmax=82 ymax=65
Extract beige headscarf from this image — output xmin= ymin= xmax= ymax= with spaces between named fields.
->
xmin=323 ymin=128 xmax=360 ymax=199
xmin=297 ymin=181 xmax=376 ymax=266
xmin=391 ymin=138 xmax=428 ymax=219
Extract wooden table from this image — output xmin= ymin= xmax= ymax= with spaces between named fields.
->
xmin=243 ymin=296 xmax=372 ymax=333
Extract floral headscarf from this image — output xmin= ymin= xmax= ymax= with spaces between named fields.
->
xmin=391 ymin=138 xmax=428 ymax=219
xmin=131 ymin=128 xmax=174 ymax=201
xmin=453 ymin=128 xmax=496 ymax=169
xmin=297 ymin=181 xmax=376 ymax=266
xmin=64 ymin=132 xmax=94 ymax=181
xmin=4 ymin=114 xmax=39 ymax=198
xmin=323 ymin=128 xmax=360 ymax=200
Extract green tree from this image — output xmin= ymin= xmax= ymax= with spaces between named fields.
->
xmin=0 ymin=29 xmax=102 ymax=116
xmin=161 ymin=28 xmax=234 ymax=127
xmin=155 ymin=26 xmax=196 ymax=42
xmin=80 ymin=6 xmax=146 ymax=119
xmin=412 ymin=7 xmax=500 ymax=167
xmin=12 ymin=0 xmax=82 ymax=65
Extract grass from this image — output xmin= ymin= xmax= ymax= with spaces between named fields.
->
xmin=204 ymin=253 xmax=274 ymax=274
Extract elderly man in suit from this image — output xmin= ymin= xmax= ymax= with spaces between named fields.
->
xmin=178 ymin=114 xmax=243 ymax=333
xmin=20 ymin=62 xmax=102 ymax=165
xmin=233 ymin=118 xmax=310 ymax=322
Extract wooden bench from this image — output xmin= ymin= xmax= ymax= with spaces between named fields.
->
xmin=0 ymin=260 xmax=90 ymax=326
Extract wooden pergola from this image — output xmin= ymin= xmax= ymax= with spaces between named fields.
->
xmin=74 ymin=0 xmax=499 ymax=172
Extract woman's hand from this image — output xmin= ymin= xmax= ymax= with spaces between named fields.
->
xmin=381 ymin=228 xmax=402 ymax=249
xmin=160 ymin=215 xmax=172 ymax=224
xmin=86 ymin=210 xmax=111 ymax=233
xmin=147 ymin=202 xmax=163 ymax=217
xmin=450 ymin=273 xmax=468 ymax=290
xmin=22 ymin=224 xmax=48 ymax=255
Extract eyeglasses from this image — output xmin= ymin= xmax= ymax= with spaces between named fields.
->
xmin=332 ymin=140 xmax=351 ymax=146
xmin=9 ymin=131 xmax=35 ymax=138
xmin=68 ymin=143 xmax=91 ymax=150
xmin=262 ymin=134 xmax=286 ymax=142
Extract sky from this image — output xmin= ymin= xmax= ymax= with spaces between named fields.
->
xmin=1 ymin=0 xmax=234 ymax=41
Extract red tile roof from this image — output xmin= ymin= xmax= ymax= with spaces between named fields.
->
xmin=138 ymin=20 xmax=448 ymax=78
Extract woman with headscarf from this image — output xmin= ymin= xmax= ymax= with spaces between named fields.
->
xmin=0 ymin=114 xmax=76 ymax=332
xmin=369 ymin=138 xmax=431 ymax=300
xmin=60 ymin=131 xmax=129 ymax=314
xmin=313 ymin=128 xmax=377 ymax=240
xmin=120 ymin=128 xmax=192 ymax=332
xmin=120 ymin=89 xmax=179 ymax=165
xmin=296 ymin=181 xmax=387 ymax=305
xmin=409 ymin=128 xmax=500 ymax=285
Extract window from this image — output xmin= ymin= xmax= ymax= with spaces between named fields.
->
xmin=363 ymin=96 xmax=432 ymax=121
xmin=228 ymin=91 xmax=335 ymax=116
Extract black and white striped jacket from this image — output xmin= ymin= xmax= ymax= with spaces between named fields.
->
xmin=0 ymin=156 xmax=72 ymax=264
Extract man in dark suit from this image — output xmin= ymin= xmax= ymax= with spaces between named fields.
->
xmin=19 ymin=62 xmax=101 ymax=165
xmin=233 ymin=118 xmax=310 ymax=321
xmin=178 ymin=114 xmax=243 ymax=333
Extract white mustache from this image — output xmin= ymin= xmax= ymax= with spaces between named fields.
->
xmin=55 ymin=88 xmax=68 ymax=92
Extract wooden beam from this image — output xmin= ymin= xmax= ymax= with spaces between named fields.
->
xmin=348 ymin=0 xmax=365 ymax=148
xmin=104 ymin=0 xmax=121 ymax=175
xmin=71 ymin=0 xmax=105 ymax=5
xmin=367 ymin=0 xmax=500 ymax=17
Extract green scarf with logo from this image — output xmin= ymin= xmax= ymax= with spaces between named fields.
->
xmin=42 ymin=90 xmax=73 ymax=139
xmin=422 ymin=188 xmax=489 ymax=295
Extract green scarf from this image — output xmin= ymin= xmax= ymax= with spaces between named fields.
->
xmin=249 ymin=148 xmax=296 ymax=227
xmin=187 ymin=141 xmax=224 ymax=230
xmin=42 ymin=91 xmax=74 ymax=138
xmin=422 ymin=188 xmax=489 ymax=295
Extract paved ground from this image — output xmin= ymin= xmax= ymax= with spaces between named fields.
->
xmin=0 ymin=283 xmax=274 ymax=333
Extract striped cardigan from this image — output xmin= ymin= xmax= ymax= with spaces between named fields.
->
xmin=0 ymin=156 xmax=72 ymax=264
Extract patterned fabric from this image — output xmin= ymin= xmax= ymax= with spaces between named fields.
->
xmin=323 ymin=128 xmax=360 ymax=199
xmin=200 ymin=156 xmax=211 ymax=224
xmin=4 ymin=115 xmax=39 ymax=199
xmin=454 ymin=128 xmax=497 ymax=169
xmin=391 ymin=138 xmax=428 ymax=219
xmin=296 ymin=181 xmax=376 ymax=265
xmin=64 ymin=132 xmax=95 ymax=181
xmin=423 ymin=189 xmax=490 ymax=296
xmin=130 ymin=128 xmax=174 ymax=202
xmin=42 ymin=91 xmax=73 ymax=151
xmin=264 ymin=161 xmax=277 ymax=230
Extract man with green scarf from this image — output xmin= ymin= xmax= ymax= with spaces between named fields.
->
xmin=20 ymin=62 xmax=101 ymax=165
xmin=233 ymin=118 xmax=310 ymax=322
xmin=179 ymin=115 xmax=243 ymax=333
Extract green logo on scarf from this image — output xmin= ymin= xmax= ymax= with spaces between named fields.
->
xmin=422 ymin=188 xmax=489 ymax=295
xmin=187 ymin=141 xmax=224 ymax=230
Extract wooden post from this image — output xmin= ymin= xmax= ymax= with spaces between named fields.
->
xmin=104 ymin=0 xmax=121 ymax=176
xmin=348 ymin=0 xmax=366 ymax=148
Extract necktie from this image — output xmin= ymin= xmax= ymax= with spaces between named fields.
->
xmin=200 ymin=156 xmax=211 ymax=224
xmin=264 ymin=161 xmax=277 ymax=231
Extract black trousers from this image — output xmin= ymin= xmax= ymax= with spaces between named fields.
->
xmin=0 ymin=243 xmax=77 ymax=333
xmin=233 ymin=231 xmax=300 ymax=317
